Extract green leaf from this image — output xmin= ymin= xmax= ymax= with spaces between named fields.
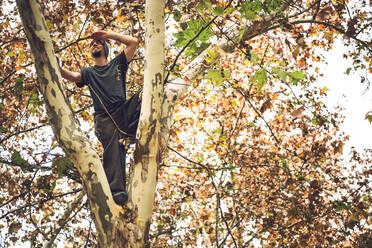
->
xmin=0 ymin=126 xmax=7 ymax=133
xmin=11 ymin=151 xmax=30 ymax=168
xmin=213 ymin=6 xmax=224 ymax=16
xmin=312 ymin=116 xmax=318 ymax=125
xmin=14 ymin=76 xmax=24 ymax=95
xmin=365 ymin=112 xmax=372 ymax=124
xmin=345 ymin=67 xmax=352 ymax=75
xmin=312 ymin=115 xmax=327 ymax=126
xmin=238 ymin=27 xmax=247 ymax=42
xmin=289 ymin=71 xmax=306 ymax=85
xmin=248 ymin=121 xmax=255 ymax=127
xmin=173 ymin=9 xmax=181 ymax=22
xmin=250 ymin=52 xmax=259 ymax=65
xmin=291 ymin=71 xmax=306 ymax=80
xmin=206 ymin=69 xmax=230 ymax=86
xmin=296 ymin=174 xmax=304 ymax=181
xmin=197 ymin=0 xmax=212 ymax=13
xmin=281 ymin=159 xmax=290 ymax=171
xmin=239 ymin=0 xmax=263 ymax=20
xmin=7 ymin=51 xmax=14 ymax=57
xmin=205 ymin=48 xmax=220 ymax=64
xmin=252 ymin=69 xmax=267 ymax=91
xmin=173 ymin=19 xmax=214 ymax=57
xmin=52 ymin=157 xmax=73 ymax=178
xmin=279 ymin=61 xmax=287 ymax=67
xmin=271 ymin=67 xmax=288 ymax=81
xmin=265 ymin=0 xmax=281 ymax=12
xmin=8 ymin=222 xmax=22 ymax=234
xmin=212 ymin=129 xmax=222 ymax=134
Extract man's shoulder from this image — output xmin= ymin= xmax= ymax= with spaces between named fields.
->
xmin=111 ymin=51 xmax=127 ymax=65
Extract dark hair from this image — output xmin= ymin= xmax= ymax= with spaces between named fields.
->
xmin=90 ymin=39 xmax=109 ymax=59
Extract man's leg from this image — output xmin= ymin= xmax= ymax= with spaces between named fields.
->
xmin=94 ymin=114 xmax=127 ymax=205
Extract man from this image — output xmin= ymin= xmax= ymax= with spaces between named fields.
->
xmin=59 ymin=30 xmax=139 ymax=205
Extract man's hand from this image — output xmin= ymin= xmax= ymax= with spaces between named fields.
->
xmin=90 ymin=30 xmax=109 ymax=40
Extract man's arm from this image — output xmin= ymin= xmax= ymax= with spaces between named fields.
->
xmin=91 ymin=31 xmax=139 ymax=62
xmin=57 ymin=60 xmax=82 ymax=83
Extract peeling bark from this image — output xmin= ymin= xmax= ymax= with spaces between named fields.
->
xmin=129 ymin=0 xmax=165 ymax=246
xmin=16 ymin=0 xmax=126 ymax=247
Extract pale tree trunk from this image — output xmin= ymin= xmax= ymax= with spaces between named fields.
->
xmin=129 ymin=0 xmax=165 ymax=246
xmin=16 ymin=0 xmax=129 ymax=247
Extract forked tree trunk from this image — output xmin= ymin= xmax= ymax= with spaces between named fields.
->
xmin=129 ymin=0 xmax=165 ymax=246
xmin=17 ymin=0 xmax=288 ymax=246
xmin=17 ymin=0 xmax=165 ymax=247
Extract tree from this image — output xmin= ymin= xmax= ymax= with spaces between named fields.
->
xmin=0 ymin=0 xmax=371 ymax=247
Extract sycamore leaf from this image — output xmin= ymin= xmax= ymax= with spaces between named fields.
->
xmin=8 ymin=222 xmax=22 ymax=234
xmin=197 ymin=0 xmax=212 ymax=12
xmin=14 ymin=76 xmax=24 ymax=95
xmin=365 ymin=112 xmax=372 ymax=124
xmin=250 ymin=52 xmax=260 ymax=65
xmin=214 ymin=6 xmax=224 ymax=16
xmin=205 ymin=48 xmax=219 ymax=64
xmin=206 ymin=69 xmax=230 ymax=86
xmin=271 ymin=67 xmax=288 ymax=81
xmin=239 ymin=0 xmax=263 ymax=20
xmin=0 ymin=126 xmax=7 ymax=133
xmin=173 ymin=9 xmax=181 ymax=21
xmin=11 ymin=151 xmax=30 ymax=169
xmin=52 ymin=157 xmax=74 ymax=178
xmin=289 ymin=71 xmax=306 ymax=85
xmin=252 ymin=68 xmax=267 ymax=91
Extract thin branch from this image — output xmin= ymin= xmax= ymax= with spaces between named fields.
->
xmin=0 ymin=189 xmax=82 ymax=220
xmin=230 ymin=84 xmax=281 ymax=144
xmin=164 ymin=0 xmax=234 ymax=83
xmin=188 ymin=202 xmax=213 ymax=248
xmin=0 ymin=159 xmax=51 ymax=172
xmin=44 ymin=193 xmax=84 ymax=248
xmin=28 ymin=192 xmax=48 ymax=240
xmin=83 ymin=220 xmax=93 ymax=248
xmin=0 ymin=124 xmax=46 ymax=145
xmin=0 ymin=70 xmax=17 ymax=87
xmin=270 ymin=19 xmax=372 ymax=54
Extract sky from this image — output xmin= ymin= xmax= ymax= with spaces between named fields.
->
xmin=320 ymin=38 xmax=372 ymax=153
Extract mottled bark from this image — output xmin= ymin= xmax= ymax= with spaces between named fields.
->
xmin=129 ymin=0 xmax=165 ymax=246
xmin=16 ymin=0 xmax=127 ymax=247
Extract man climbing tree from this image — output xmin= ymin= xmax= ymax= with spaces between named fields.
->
xmin=3 ymin=0 xmax=371 ymax=247
xmin=59 ymin=30 xmax=140 ymax=205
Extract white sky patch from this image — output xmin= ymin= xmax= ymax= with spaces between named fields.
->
xmin=319 ymin=38 xmax=372 ymax=152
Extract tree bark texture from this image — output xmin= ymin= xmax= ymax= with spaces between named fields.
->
xmin=15 ymin=0 xmax=127 ymax=247
xmin=129 ymin=0 xmax=165 ymax=246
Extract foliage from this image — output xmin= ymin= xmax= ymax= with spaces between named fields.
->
xmin=0 ymin=0 xmax=371 ymax=247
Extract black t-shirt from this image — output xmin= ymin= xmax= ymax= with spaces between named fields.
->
xmin=78 ymin=51 xmax=129 ymax=115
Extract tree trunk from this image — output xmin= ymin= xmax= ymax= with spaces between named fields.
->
xmin=15 ymin=0 xmax=128 ymax=247
xmin=129 ymin=0 xmax=165 ymax=246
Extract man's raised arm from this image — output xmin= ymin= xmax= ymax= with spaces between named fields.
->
xmin=58 ymin=61 xmax=82 ymax=83
xmin=90 ymin=31 xmax=139 ymax=62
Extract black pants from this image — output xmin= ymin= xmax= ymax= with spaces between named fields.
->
xmin=94 ymin=92 xmax=141 ymax=194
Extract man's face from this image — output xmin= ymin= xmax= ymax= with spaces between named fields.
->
xmin=90 ymin=40 xmax=104 ymax=58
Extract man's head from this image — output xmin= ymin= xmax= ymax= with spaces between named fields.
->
xmin=90 ymin=39 xmax=109 ymax=59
